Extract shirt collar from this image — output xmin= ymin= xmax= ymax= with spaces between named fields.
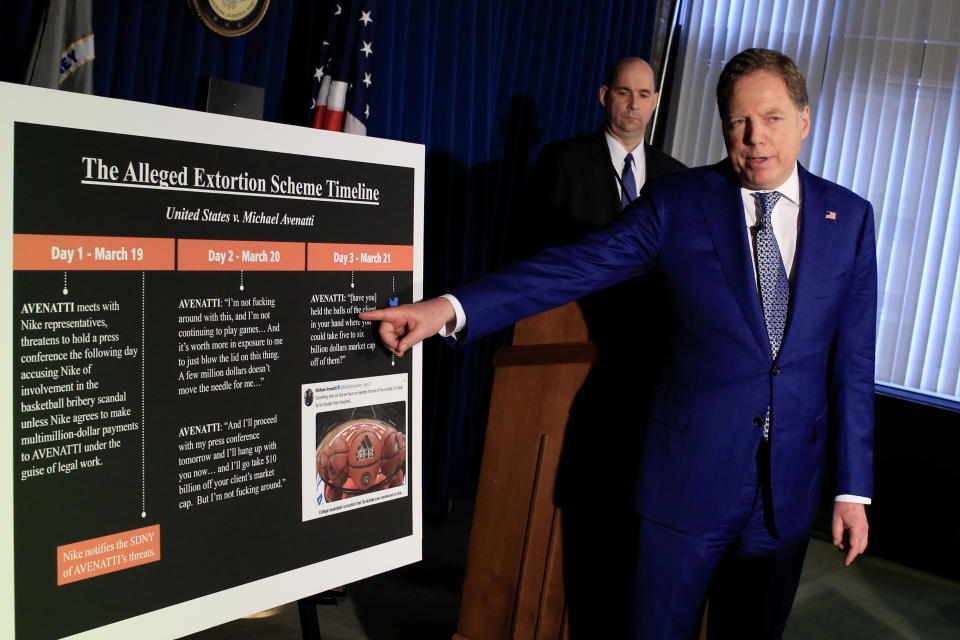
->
xmin=604 ymin=131 xmax=645 ymax=175
xmin=742 ymin=163 xmax=800 ymax=205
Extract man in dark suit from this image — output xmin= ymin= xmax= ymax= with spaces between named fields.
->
xmin=524 ymin=57 xmax=686 ymax=247
xmin=518 ymin=57 xmax=686 ymax=638
xmin=363 ymin=48 xmax=874 ymax=639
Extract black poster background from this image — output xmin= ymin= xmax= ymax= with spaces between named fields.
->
xmin=12 ymin=123 xmax=416 ymax=639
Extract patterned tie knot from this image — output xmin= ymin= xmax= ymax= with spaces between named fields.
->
xmin=753 ymin=191 xmax=782 ymax=228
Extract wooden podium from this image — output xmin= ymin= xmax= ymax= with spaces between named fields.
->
xmin=453 ymin=303 xmax=593 ymax=640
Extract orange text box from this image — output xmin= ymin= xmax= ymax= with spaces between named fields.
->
xmin=57 ymin=524 xmax=160 ymax=586
xmin=14 ymin=234 xmax=175 ymax=270
xmin=178 ymin=239 xmax=305 ymax=271
xmin=308 ymin=243 xmax=413 ymax=271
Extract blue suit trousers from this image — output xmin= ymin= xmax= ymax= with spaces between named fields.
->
xmin=632 ymin=443 xmax=809 ymax=639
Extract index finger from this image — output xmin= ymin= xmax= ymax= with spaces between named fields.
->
xmin=844 ymin=529 xmax=868 ymax=566
xmin=359 ymin=308 xmax=390 ymax=320
xmin=844 ymin=545 xmax=860 ymax=566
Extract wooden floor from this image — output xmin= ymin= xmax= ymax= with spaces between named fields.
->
xmin=182 ymin=503 xmax=960 ymax=640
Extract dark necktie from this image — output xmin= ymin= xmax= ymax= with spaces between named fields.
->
xmin=753 ymin=190 xmax=788 ymax=440
xmin=620 ymin=153 xmax=637 ymax=209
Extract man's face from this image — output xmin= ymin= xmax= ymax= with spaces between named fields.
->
xmin=721 ymin=70 xmax=810 ymax=190
xmin=600 ymin=60 xmax=658 ymax=149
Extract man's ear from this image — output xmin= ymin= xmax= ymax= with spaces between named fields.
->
xmin=599 ymin=85 xmax=608 ymax=108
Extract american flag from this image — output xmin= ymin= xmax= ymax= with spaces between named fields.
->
xmin=309 ymin=0 xmax=376 ymax=135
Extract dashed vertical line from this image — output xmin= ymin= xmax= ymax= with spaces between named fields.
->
xmin=390 ymin=276 xmax=396 ymax=366
xmin=141 ymin=272 xmax=146 ymax=518
xmin=62 ymin=271 xmax=68 ymax=295
xmin=240 ymin=271 xmax=245 ymax=291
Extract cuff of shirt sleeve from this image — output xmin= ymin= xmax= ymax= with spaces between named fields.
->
xmin=834 ymin=494 xmax=871 ymax=504
xmin=437 ymin=294 xmax=466 ymax=338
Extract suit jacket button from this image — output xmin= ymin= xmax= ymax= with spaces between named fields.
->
xmin=753 ymin=417 xmax=764 ymax=427
xmin=771 ymin=366 xmax=781 ymax=376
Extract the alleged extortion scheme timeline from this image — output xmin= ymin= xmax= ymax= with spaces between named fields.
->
xmin=1 ymin=82 xmax=423 ymax=639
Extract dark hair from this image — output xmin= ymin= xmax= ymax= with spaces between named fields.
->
xmin=716 ymin=48 xmax=808 ymax=117
xmin=603 ymin=57 xmax=657 ymax=88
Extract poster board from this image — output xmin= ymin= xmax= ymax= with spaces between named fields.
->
xmin=0 ymin=82 xmax=424 ymax=639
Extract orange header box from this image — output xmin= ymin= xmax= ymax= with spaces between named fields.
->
xmin=57 ymin=524 xmax=160 ymax=586
xmin=14 ymin=234 xmax=175 ymax=270
xmin=178 ymin=239 xmax=305 ymax=271
xmin=308 ymin=243 xmax=413 ymax=271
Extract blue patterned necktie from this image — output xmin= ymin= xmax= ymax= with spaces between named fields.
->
xmin=620 ymin=153 xmax=637 ymax=209
xmin=753 ymin=190 xmax=788 ymax=440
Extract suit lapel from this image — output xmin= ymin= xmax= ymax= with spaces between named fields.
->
xmin=699 ymin=162 xmax=770 ymax=357
xmin=784 ymin=165 xmax=836 ymax=342
xmin=644 ymin=143 xmax=667 ymax=179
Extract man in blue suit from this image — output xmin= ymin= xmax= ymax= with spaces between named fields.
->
xmin=362 ymin=48 xmax=875 ymax=638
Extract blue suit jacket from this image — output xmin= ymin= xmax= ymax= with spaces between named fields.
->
xmin=452 ymin=160 xmax=876 ymax=539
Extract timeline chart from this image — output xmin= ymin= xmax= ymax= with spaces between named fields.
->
xmin=3 ymin=83 xmax=423 ymax=640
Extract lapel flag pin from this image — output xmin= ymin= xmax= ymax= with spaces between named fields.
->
xmin=825 ymin=210 xmax=837 ymax=220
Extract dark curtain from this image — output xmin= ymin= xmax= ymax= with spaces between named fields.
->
xmin=2 ymin=0 xmax=659 ymax=506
